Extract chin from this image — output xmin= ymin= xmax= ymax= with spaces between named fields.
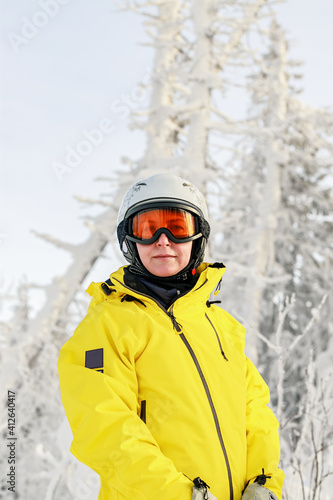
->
xmin=150 ymin=266 xmax=177 ymax=277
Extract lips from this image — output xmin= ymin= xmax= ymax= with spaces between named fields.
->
xmin=153 ymin=254 xmax=176 ymax=259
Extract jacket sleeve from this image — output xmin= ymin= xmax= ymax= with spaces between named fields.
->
xmin=57 ymin=305 xmax=193 ymax=500
xmin=245 ymin=358 xmax=285 ymax=500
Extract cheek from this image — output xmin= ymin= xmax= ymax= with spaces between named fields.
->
xmin=136 ymin=244 xmax=148 ymax=261
xmin=181 ymin=242 xmax=193 ymax=262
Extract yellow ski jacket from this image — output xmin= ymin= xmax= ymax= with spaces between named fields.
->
xmin=58 ymin=263 xmax=284 ymax=500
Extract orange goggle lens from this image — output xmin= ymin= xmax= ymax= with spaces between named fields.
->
xmin=132 ymin=208 xmax=197 ymax=240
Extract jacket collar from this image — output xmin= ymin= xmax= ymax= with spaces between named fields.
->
xmin=86 ymin=262 xmax=226 ymax=311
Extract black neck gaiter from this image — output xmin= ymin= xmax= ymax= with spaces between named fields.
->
xmin=124 ymin=267 xmax=199 ymax=309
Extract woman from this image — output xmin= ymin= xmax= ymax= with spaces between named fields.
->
xmin=58 ymin=173 xmax=284 ymax=500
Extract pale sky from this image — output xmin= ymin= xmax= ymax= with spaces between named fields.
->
xmin=1 ymin=0 xmax=332 ymax=302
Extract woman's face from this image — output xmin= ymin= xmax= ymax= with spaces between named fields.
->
xmin=136 ymin=233 xmax=192 ymax=277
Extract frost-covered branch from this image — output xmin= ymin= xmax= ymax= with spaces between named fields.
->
xmin=31 ymin=230 xmax=78 ymax=254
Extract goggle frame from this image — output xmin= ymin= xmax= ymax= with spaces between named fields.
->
xmin=126 ymin=205 xmax=203 ymax=245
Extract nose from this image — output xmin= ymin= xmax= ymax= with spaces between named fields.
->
xmin=156 ymin=232 xmax=171 ymax=246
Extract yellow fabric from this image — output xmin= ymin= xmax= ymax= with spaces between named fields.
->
xmin=58 ymin=263 xmax=284 ymax=500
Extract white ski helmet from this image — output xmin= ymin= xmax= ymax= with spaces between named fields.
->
xmin=117 ymin=173 xmax=210 ymax=278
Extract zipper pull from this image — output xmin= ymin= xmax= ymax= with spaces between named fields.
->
xmin=169 ymin=311 xmax=182 ymax=332
xmin=168 ymin=305 xmax=182 ymax=332
xmin=255 ymin=468 xmax=271 ymax=485
xmin=193 ymin=477 xmax=210 ymax=489
xmin=214 ymin=278 xmax=222 ymax=296
xmin=193 ymin=477 xmax=210 ymax=500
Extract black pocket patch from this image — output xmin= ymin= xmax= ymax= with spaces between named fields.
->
xmin=85 ymin=348 xmax=104 ymax=371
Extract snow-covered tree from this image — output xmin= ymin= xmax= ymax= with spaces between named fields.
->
xmin=218 ymin=19 xmax=333 ymax=497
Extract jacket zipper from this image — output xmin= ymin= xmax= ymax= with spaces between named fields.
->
xmin=180 ymin=333 xmax=234 ymax=500
xmin=113 ymin=278 xmax=181 ymax=331
xmin=115 ymin=277 xmax=232 ymax=495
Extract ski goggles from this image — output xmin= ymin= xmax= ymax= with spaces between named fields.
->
xmin=127 ymin=208 xmax=202 ymax=245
